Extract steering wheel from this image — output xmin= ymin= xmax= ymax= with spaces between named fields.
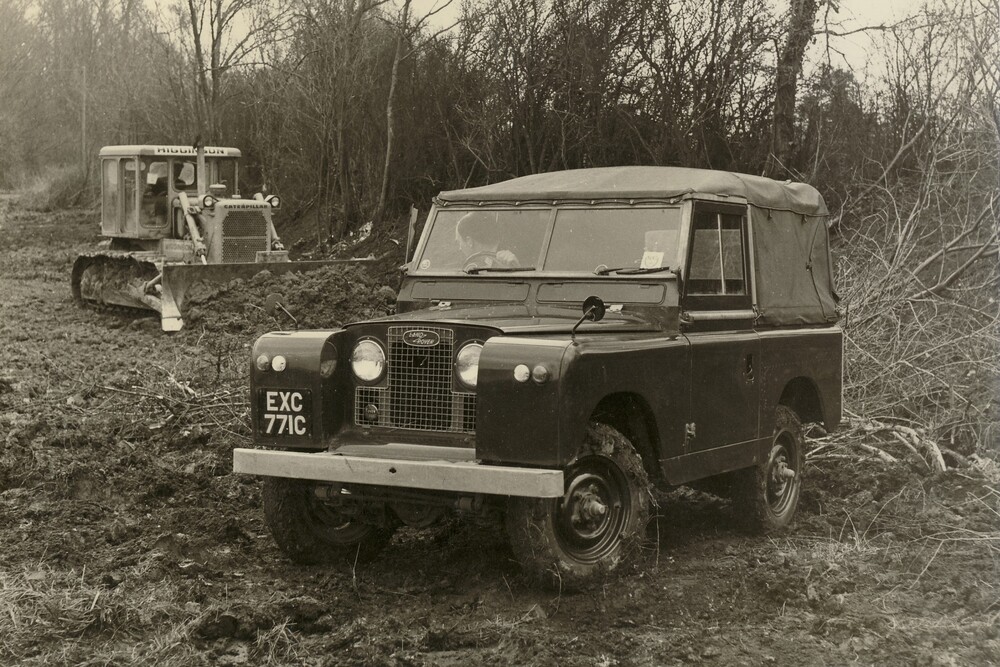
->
xmin=463 ymin=250 xmax=497 ymax=271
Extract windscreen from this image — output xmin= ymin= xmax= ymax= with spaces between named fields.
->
xmin=543 ymin=207 xmax=682 ymax=272
xmin=415 ymin=208 xmax=550 ymax=272
xmin=415 ymin=205 xmax=682 ymax=274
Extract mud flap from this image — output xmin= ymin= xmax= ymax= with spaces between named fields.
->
xmin=158 ymin=259 xmax=370 ymax=331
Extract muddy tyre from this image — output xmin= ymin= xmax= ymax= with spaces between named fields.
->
xmin=262 ymin=477 xmax=395 ymax=565
xmin=506 ymin=423 xmax=650 ymax=589
xmin=733 ymin=405 xmax=804 ymax=532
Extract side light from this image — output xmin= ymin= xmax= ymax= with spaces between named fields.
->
xmin=513 ymin=364 xmax=530 ymax=383
xmin=255 ymin=353 xmax=270 ymax=371
xmin=351 ymin=340 xmax=386 ymax=382
xmin=455 ymin=342 xmax=483 ymax=389
xmin=319 ymin=359 xmax=337 ymax=378
xmin=531 ymin=364 xmax=550 ymax=384
xmin=271 ymin=355 xmax=287 ymax=372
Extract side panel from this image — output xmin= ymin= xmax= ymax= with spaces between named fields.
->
xmin=758 ymin=327 xmax=843 ymax=431
xmin=685 ymin=331 xmax=760 ymax=452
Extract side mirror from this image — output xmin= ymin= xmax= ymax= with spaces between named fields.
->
xmin=582 ymin=295 xmax=606 ymax=323
xmin=572 ymin=295 xmax=606 ymax=337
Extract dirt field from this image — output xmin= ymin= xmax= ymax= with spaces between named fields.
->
xmin=1 ymin=202 xmax=998 ymax=666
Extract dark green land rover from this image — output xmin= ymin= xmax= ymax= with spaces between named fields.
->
xmin=234 ymin=166 xmax=842 ymax=587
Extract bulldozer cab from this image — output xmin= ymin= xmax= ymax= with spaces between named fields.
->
xmin=99 ymin=145 xmax=241 ymax=240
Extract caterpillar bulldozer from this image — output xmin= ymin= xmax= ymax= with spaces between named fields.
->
xmin=72 ymin=144 xmax=342 ymax=331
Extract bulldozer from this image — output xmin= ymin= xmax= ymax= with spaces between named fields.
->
xmin=72 ymin=144 xmax=344 ymax=331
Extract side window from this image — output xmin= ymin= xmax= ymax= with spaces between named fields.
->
xmin=122 ymin=159 xmax=138 ymax=232
xmin=685 ymin=207 xmax=749 ymax=306
xmin=101 ymin=159 xmax=119 ymax=232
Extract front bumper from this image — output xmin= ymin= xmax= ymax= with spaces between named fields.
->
xmin=232 ymin=447 xmax=564 ymax=498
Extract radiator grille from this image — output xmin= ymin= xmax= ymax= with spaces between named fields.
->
xmin=222 ymin=211 xmax=268 ymax=262
xmin=353 ymin=326 xmax=476 ymax=434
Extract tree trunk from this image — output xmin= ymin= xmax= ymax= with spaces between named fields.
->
xmin=765 ymin=0 xmax=820 ymax=178
xmin=376 ymin=0 xmax=411 ymax=226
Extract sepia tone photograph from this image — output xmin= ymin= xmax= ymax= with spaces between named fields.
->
xmin=0 ymin=0 xmax=997 ymax=664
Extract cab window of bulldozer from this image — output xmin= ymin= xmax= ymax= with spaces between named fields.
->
xmin=140 ymin=159 xmax=169 ymax=227
xmin=212 ymin=158 xmax=237 ymax=196
xmin=173 ymin=161 xmax=197 ymax=190
xmin=143 ymin=160 xmax=169 ymax=197
xmin=122 ymin=160 xmax=138 ymax=232
xmin=101 ymin=159 xmax=119 ymax=232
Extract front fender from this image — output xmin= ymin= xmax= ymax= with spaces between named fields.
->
xmin=476 ymin=337 xmax=577 ymax=467
xmin=251 ymin=330 xmax=346 ymax=448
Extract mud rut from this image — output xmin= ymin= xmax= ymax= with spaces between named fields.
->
xmin=0 ymin=204 xmax=997 ymax=666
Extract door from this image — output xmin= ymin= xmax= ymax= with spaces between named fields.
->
xmin=681 ymin=202 xmax=759 ymax=453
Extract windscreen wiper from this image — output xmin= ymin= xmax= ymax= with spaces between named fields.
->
xmin=464 ymin=266 xmax=537 ymax=274
xmin=594 ymin=265 xmax=674 ymax=275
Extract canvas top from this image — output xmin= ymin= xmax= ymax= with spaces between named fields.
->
xmin=438 ymin=166 xmax=828 ymax=216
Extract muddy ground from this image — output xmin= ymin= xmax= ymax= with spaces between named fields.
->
xmin=0 ymin=203 xmax=998 ymax=666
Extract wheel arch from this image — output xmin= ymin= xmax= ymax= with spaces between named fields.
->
xmin=778 ymin=376 xmax=824 ymax=425
xmin=589 ymin=392 xmax=663 ymax=485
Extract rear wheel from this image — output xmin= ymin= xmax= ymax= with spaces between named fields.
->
xmin=733 ymin=405 xmax=804 ymax=532
xmin=263 ymin=477 xmax=395 ymax=565
xmin=506 ymin=423 xmax=650 ymax=589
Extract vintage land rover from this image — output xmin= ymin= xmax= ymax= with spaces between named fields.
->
xmin=233 ymin=166 xmax=842 ymax=587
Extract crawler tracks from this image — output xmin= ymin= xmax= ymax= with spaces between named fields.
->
xmin=71 ymin=251 xmax=163 ymax=318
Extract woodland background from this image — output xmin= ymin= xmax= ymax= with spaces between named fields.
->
xmin=0 ymin=0 xmax=997 ymax=458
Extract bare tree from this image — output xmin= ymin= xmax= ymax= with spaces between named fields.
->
xmin=765 ymin=0 xmax=821 ymax=178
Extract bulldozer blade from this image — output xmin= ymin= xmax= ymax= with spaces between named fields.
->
xmin=159 ymin=259 xmax=369 ymax=331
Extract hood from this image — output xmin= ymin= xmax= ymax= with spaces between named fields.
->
xmin=348 ymin=302 xmax=677 ymax=335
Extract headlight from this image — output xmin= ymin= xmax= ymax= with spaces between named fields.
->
xmin=351 ymin=340 xmax=385 ymax=382
xmin=200 ymin=194 xmax=217 ymax=208
xmin=265 ymin=194 xmax=281 ymax=209
xmin=455 ymin=342 xmax=483 ymax=389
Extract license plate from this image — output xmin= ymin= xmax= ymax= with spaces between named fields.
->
xmin=258 ymin=389 xmax=311 ymax=436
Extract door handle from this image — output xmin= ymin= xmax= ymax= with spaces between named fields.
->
xmin=743 ymin=353 xmax=755 ymax=382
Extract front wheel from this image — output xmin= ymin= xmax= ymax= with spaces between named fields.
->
xmin=733 ymin=405 xmax=804 ymax=532
xmin=262 ymin=477 xmax=395 ymax=565
xmin=505 ymin=423 xmax=651 ymax=589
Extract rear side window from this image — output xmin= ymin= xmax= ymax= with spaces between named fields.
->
xmin=687 ymin=211 xmax=746 ymax=295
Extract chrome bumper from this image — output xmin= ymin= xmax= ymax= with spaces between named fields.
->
xmin=232 ymin=448 xmax=564 ymax=498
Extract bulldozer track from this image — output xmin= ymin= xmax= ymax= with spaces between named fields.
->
xmin=71 ymin=253 xmax=162 ymax=320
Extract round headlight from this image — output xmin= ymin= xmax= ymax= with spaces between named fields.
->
xmin=201 ymin=194 xmax=217 ymax=208
xmin=351 ymin=340 xmax=385 ymax=382
xmin=266 ymin=194 xmax=281 ymax=209
xmin=455 ymin=342 xmax=483 ymax=389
